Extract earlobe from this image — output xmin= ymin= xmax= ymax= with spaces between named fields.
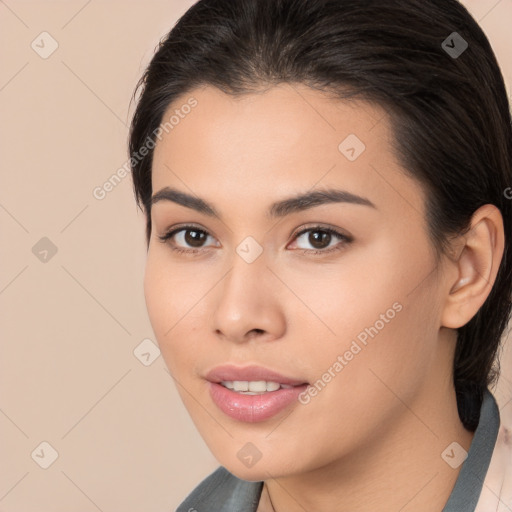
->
xmin=441 ymin=204 xmax=505 ymax=329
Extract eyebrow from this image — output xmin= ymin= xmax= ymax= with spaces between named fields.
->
xmin=150 ymin=186 xmax=376 ymax=220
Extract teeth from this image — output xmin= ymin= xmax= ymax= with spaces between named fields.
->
xmin=233 ymin=381 xmax=249 ymax=391
xmin=265 ymin=382 xmax=281 ymax=392
xmin=220 ymin=380 xmax=283 ymax=393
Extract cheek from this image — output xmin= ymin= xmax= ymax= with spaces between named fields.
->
xmin=275 ymin=246 xmax=407 ymax=347
xmin=284 ymin=240 xmax=439 ymax=392
xmin=143 ymin=252 xmax=203 ymax=373
xmin=143 ymin=254 xmax=170 ymax=337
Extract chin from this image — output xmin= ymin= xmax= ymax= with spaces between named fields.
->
xmin=215 ymin=445 xmax=304 ymax=482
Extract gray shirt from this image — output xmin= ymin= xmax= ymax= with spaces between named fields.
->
xmin=176 ymin=388 xmax=500 ymax=512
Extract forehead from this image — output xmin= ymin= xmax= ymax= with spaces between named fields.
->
xmin=151 ymin=84 xmax=425 ymax=218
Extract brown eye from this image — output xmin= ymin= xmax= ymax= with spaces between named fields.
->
xmin=183 ymin=229 xmax=208 ymax=247
xmin=158 ymin=225 xmax=220 ymax=254
xmin=308 ymin=230 xmax=332 ymax=249
xmin=290 ymin=226 xmax=352 ymax=255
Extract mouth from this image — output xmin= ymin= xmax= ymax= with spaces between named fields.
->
xmin=205 ymin=364 xmax=308 ymax=387
xmin=205 ymin=364 xmax=309 ymax=422
xmin=218 ymin=380 xmax=296 ymax=394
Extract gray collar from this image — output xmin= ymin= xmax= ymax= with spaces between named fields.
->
xmin=177 ymin=388 xmax=500 ymax=512
xmin=442 ymin=388 xmax=500 ymax=511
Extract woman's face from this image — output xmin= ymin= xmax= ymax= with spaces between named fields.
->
xmin=145 ymin=83 xmax=454 ymax=480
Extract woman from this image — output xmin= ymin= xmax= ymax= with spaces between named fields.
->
xmin=128 ymin=0 xmax=511 ymax=510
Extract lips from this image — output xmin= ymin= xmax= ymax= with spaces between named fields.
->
xmin=205 ymin=364 xmax=309 ymax=423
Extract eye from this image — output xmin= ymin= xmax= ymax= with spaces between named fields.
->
xmin=158 ymin=224 xmax=220 ymax=254
xmin=289 ymin=226 xmax=352 ymax=255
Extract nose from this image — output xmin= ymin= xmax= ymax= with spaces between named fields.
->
xmin=211 ymin=250 xmax=286 ymax=344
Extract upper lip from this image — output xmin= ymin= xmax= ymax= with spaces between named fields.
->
xmin=205 ymin=364 xmax=308 ymax=386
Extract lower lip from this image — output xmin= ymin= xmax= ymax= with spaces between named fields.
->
xmin=208 ymin=382 xmax=308 ymax=423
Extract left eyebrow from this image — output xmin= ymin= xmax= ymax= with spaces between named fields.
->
xmin=150 ymin=186 xmax=376 ymax=221
xmin=268 ymin=188 xmax=377 ymax=218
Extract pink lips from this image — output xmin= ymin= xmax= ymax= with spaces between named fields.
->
xmin=205 ymin=364 xmax=308 ymax=423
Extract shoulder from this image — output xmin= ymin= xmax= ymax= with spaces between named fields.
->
xmin=176 ymin=466 xmax=263 ymax=512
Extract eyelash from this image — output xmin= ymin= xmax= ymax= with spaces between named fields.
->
xmin=157 ymin=224 xmax=352 ymax=257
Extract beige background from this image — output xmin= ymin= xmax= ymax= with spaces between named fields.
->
xmin=0 ymin=1 xmax=511 ymax=511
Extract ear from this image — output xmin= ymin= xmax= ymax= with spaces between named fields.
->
xmin=441 ymin=204 xmax=505 ymax=329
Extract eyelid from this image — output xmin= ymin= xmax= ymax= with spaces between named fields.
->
xmin=287 ymin=224 xmax=352 ymax=254
xmin=158 ymin=223 xmax=219 ymax=247
xmin=289 ymin=223 xmax=353 ymax=242
xmin=158 ymin=222 xmax=213 ymax=240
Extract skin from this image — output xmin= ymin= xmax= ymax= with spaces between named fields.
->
xmin=144 ymin=83 xmax=504 ymax=512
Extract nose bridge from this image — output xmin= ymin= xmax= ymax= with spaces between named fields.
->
xmin=211 ymin=246 xmax=285 ymax=342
